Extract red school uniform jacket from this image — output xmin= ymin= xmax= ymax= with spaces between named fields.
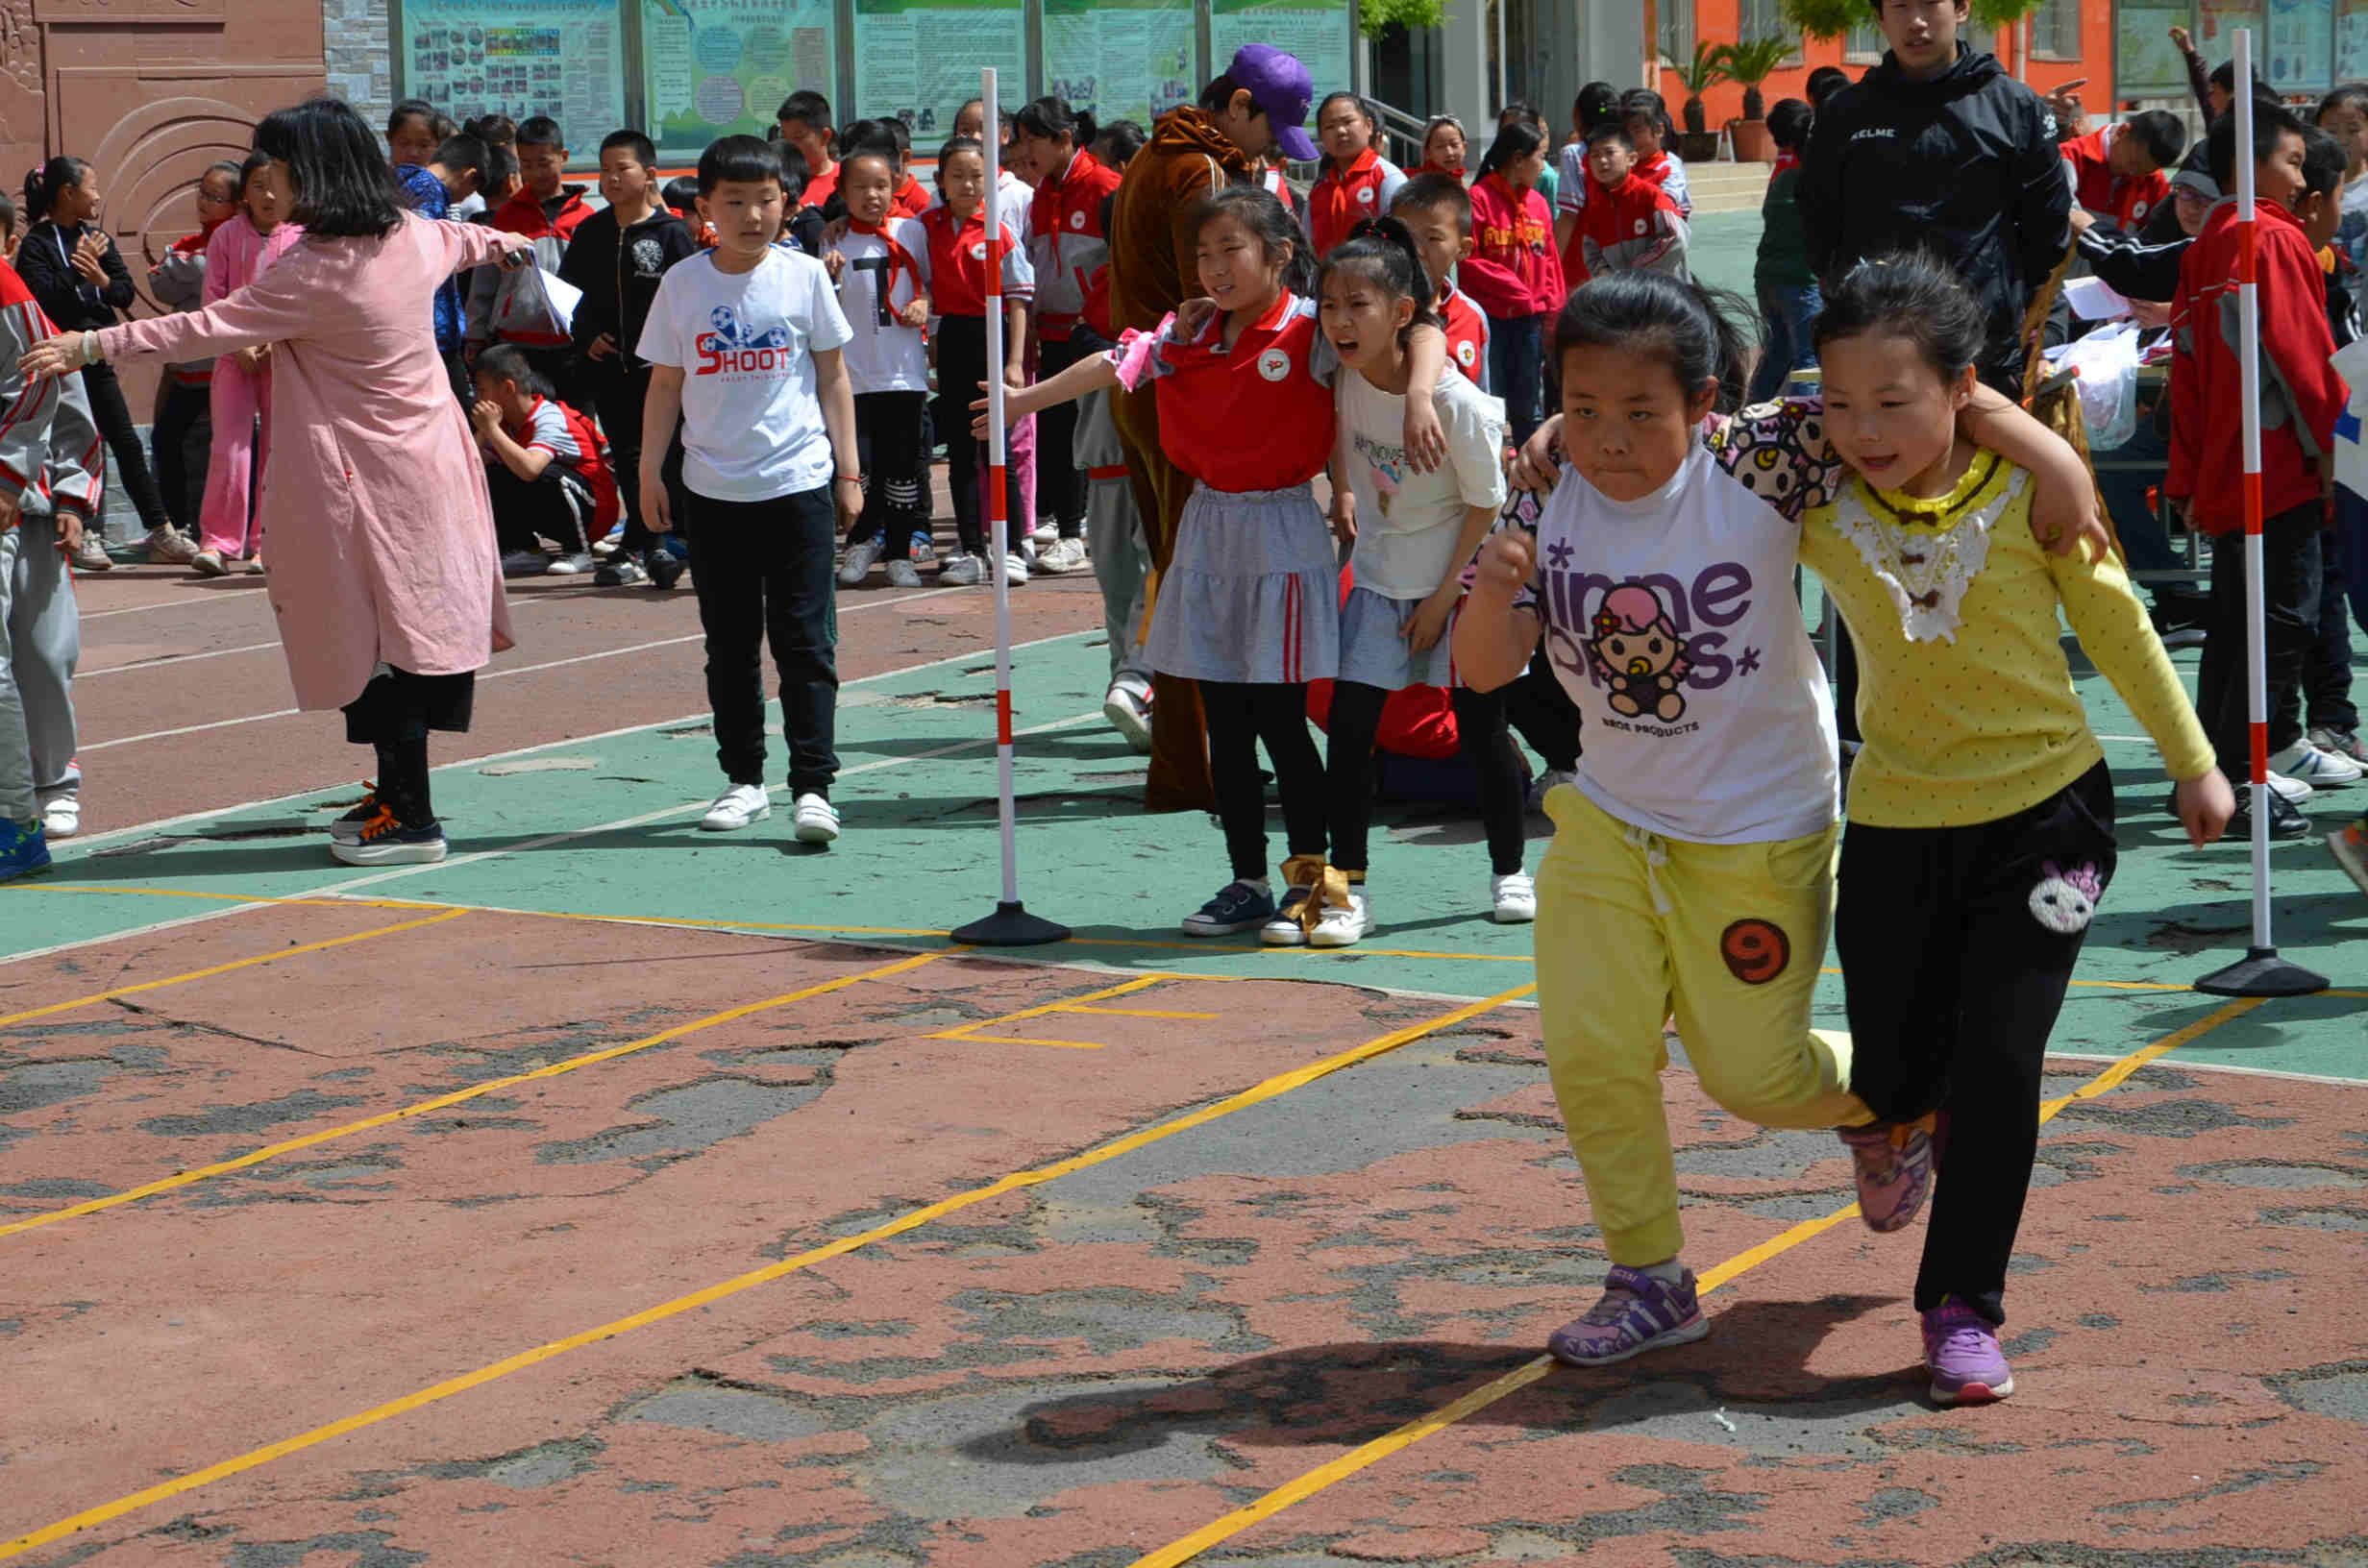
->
xmin=890 ymin=175 xmax=931 ymax=220
xmin=1143 ymin=291 xmax=1337 ymax=493
xmin=1438 ymin=280 xmax=1491 ymax=391
xmin=2166 ymin=198 xmax=2348 ymax=532
xmin=2061 ymin=125 xmax=2168 ymax=232
xmin=1308 ymin=146 xmax=1408 ymax=258
xmin=1028 ymin=147 xmax=1124 ymax=342
xmin=1578 ymin=171 xmax=1690 ymax=280
xmin=1262 ymin=166 xmax=1296 ymax=211
xmin=1462 ymin=171 xmax=1565 ymax=320
xmin=904 ymin=205 xmax=1033 ymax=319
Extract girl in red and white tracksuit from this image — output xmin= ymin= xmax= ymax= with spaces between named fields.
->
xmin=1018 ymin=97 xmax=1123 ymax=557
xmin=1463 ymin=118 xmax=1565 ymax=450
xmin=1307 ymin=93 xmax=1408 ymax=257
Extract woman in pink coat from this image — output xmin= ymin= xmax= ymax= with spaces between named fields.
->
xmin=23 ymin=97 xmax=532 ymax=868
xmin=191 ymin=147 xmax=305 ymax=575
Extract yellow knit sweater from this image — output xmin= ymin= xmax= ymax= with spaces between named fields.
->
xmin=1799 ymin=448 xmax=2215 ymax=828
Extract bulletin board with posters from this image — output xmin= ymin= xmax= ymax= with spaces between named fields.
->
xmin=851 ymin=0 xmax=1027 ymax=138
xmin=1043 ymin=0 xmax=1196 ymax=131
xmin=397 ymin=0 xmax=629 ymax=155
xmin=1208 ymin=0 xmax=1354 ymax=97
xmin=2343 ymin=0 xmax=2368 ymax=83
xmin=2266 ymin=0 xmax=2333 ymax=90
xmin=643 ymin=0 xmax=837 ymax=159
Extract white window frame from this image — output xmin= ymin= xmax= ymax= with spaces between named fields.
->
xmin=1844 ymin=19 xmax=1886 ymax=64
xmin=2031 ymin=0 xmax=2080 ymax=61
xmin=1738 ymin=0 xmax=1803 ymax=65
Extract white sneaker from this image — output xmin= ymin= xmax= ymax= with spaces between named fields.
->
xmin=1309 ymin=892 xmax=1373 ymax=948
xmin=71 ymin=533 xmax=112 ymax=572
xmin=701 ymin=783 xmax=771 ymax=831
xmin=1034 ymin=536 xmax=1089 ymax=575
xmin=2269 ymin=740 xmax=2363 ymax=788
xmin=1526 ymin=767 xmax=1577 ymax=812
xmin=1102 ymin=682 xmax=1152 ymax=753
xmin=190 ymin=548 xmax=227 ymax=577
xmin=837 ymin=535 xmax=883 ymax=587
xmin=144 ymin=526 xmax=199 ymax=565
xmin=1491 ymin=870 xmax=1537 ymax=923
xmin=939 ymin=551 xmax=985 ymax=586
xmin=546 ymin=551 xmax=596 ymax=576
xmin=885 ymin=558 xmax=924 ymax=588
xmin=1003 ymin=551 xmax=1030 ymax=586
xmin=39 ymin=792 xmax=78 ymax=840
xmin=1028 ymin=522 xmax=1058 ymax=548
xmin=2263 ymin=769 xmax=2315 ymax=805
xmin=792 ymin=792 xmax=840 ymax=845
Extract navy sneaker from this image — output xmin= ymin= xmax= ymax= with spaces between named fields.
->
xmin=1547 ymin=1264 xmax=1710 ymax=1366
xmin=1181 ymin=880 xmax=1276 ymax=937
xmin=330 ymin=809 xmax=448 ymax=866
xmin=0 ymin=818 xmax=50 ymax=882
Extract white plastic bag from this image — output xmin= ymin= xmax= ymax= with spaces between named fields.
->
xmin=2060 ymin=320 xmax=2142 ymax=452
xmin=2332 ymin=336 xmax=2368 ymax=500
xmin=490 ymin=264 xmax=580 ymax=346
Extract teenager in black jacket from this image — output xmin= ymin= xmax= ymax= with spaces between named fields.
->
xmin=15 ymin=156 xmax=193 ymax=569
xmin=555 ymin=132 xmax=697 ymax=587
xmin=1799 ymin=1 xmax=2072 ymax=397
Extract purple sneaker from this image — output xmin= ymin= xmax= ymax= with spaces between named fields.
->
xmin=1922 ymin=1300 xmax=2014 ymax=1405
xmin=1838 ymin=1119 xmax=1935 ymax=1233
xmin=1546 ymin=1264 xmax=1710 ymax=1367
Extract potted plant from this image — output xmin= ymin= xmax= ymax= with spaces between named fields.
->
xmin=1660 ymin=33 xmax=1730 ymax=162
xmin=1718 ymin=35 xmax=1794 ymax=163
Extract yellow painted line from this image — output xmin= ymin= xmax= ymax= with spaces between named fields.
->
xmin=1058 ymin=1006 xmax=1221 ymax=1020
xmin=0 ymin=981 xmax=1534 ymax=1561
xmin=20 ymin=884 xmax=2366 ymax=996
xmin=0 ymin=953 xmax=939 ymax=1241
xmin=0 ymin=909 xmax=470 ymax=1029
xmin=957 ymin=1034 xmax=1109 ymax=1051
xmin=928 ymin=975 xmax=1175 ymax=1041
xmin=1126 ymin=994 xmax=2267 ymax=1568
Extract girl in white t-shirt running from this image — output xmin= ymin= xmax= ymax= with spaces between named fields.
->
xmin=1305 ymin=216 xmax=1525 ymax=948
xmin=1453 ymin=270 xmax=2103 ymax=1371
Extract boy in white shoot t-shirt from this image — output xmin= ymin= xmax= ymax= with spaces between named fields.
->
xmin=638 ymin=135 xmax=861 ymax=844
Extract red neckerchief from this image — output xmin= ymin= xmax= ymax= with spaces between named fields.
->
xmin=847 ymin=216 xmax=914 ymax=305
xmin=1771 ymin=149 xmax=1800 ymax=177
xmin=1416 ymin=158 xmax=1467 ymax=182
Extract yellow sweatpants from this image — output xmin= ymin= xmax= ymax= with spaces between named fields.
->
xmin=1535 ymin=785 xmax=1872 ymax=1267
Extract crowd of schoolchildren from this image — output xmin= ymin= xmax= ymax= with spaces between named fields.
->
xmin=0 ymin=0 xmax=2363 ymax=1419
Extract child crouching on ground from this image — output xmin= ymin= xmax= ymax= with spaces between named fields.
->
xmin=470 ymin=344 xmax=614 ymax=577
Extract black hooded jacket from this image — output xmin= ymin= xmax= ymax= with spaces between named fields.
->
xmin=1800 ymin=41 xmax=2073 ymax=389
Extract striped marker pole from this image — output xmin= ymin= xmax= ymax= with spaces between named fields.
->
xmin=955 ymin=65 xmax=1070 ymax=948
xmin=2198 ymin=28 xmax=2325 ymax=996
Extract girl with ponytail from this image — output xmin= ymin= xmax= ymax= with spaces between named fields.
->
xmin=1016 ymin=94 xmax=1122 ymax=572
xmin=1311 ymin=214 xmax=1526 ymax=944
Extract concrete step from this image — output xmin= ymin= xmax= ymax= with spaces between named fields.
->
xmin=1684 ymin=160 xmax=1772 ymax=216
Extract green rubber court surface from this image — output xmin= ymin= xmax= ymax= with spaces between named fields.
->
xmin=4 ymin=558 xmax=2364 ymax=1566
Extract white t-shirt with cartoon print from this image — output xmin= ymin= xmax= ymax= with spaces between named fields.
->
xmin=1508 ymin=399 xmax=1841 ymax=845
xmin=1339 ymin=366 xmax=1507 ymax=600
xmin=638 ymin=247 xmax=853 ymax=502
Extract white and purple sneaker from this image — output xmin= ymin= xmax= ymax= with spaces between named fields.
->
xmin=1922 ymin=1299 xmax=2014 ymax=1405
xmin=1546 ymin=1264 xmax=1710 ymax=1367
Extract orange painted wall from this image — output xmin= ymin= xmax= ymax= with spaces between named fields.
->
xmin=1655 ymin=2 xmax=2114 ymax=129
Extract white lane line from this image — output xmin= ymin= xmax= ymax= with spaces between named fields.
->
xmin=77 ymin=587 xmax=975 ymax=751
xmin=4 ymin=706 xmax=1106 ymax=968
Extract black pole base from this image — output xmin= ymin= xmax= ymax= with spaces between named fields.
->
xmin=952 ymin=901 xmax=1071 ymax=947
xmin=2195 ymin=947 xmax=2330 ymax=997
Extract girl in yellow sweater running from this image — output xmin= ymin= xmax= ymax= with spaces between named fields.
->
xmin=1801 ymin=254 xmax=2232 ymax=1405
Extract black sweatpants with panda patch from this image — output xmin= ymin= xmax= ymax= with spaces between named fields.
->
xmin=1834 ymin=760 xmax=2119 ymax=1328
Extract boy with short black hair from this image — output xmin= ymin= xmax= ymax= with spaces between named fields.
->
xmin=469 ymin=115 xmax=593 ymax=405
xmin=2169 ymin=104 xmax=2356 ymax=836
xmin=560 ymin=129 xmax=698 ymax=588
xmin=776 ymin=91 xmax=840 ymax=209
xmin=1577 ymin=122 xmax=1689 ymax=282
xmin=470 ymin=343 xmax=615 ymax=578
xmin=2060 ymin=109 xmax=2187 ymax=233
xmin=1391 ymin=173 xmax=1489 ymax=389
xmin=638 ymin=135 xmax=860 ymax=845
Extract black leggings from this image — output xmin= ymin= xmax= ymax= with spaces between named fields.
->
xmin=341 ymin=668 xmax=478 ymax=828
xmin=1034 ymin=335 xmax=1089 ymax=537
xmin=1501 ymin=646 xmax=1582 ymax=772
xmin=849 ymin=390 xmax=929 ymax=557
xmin=79 ymin=361 xmax=171 ymax=535
xmin=1325 ymin=681 xmax=1527 ymax=876
xmin=933 ymin=314 xmax=1024 ymax=558
xmin=1836 ymin=761 xmax=2118 ymax=1327
xmin=1201 ymin=679 xmax=1326 ymax=881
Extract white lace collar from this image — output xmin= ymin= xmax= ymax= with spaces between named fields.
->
xmin=1832 ymin=458 xmax=2026 ymax=644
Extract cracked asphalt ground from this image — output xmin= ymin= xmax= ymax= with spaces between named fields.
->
xmin=6 ymin=453 xmax=2366 ymax=1565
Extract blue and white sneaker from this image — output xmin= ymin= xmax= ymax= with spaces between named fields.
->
xmin=330 ymin=809 xmax=448 ymax=866
xmin=0 ymin=818 xmax=50 ymax=882
xmin=1547 ymin=1264 xmax=1710 ymax=1366
xmin=1181 ymin=880 xmax=1276 ymax=937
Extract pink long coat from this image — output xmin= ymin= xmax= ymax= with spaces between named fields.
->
xmin=94 ymin=213 xmax=517 ymax=711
